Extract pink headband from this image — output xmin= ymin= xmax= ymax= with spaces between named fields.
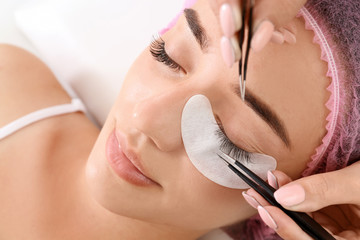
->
xmin=297 ymin=8 xmax=341 ymax=176
xmin=159 ymin=0 xmax=197 ymax=35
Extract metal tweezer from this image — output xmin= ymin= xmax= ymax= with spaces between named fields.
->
xmin=238 ymin=0 xmax=254 ymax=101
xmin=217 ymin=151 xmax=336 ymax=240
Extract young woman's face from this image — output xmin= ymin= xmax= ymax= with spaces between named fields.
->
xmin=86 ymin=0 xmax=330 ymax=233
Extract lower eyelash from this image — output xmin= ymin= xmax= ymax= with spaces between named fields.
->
xmin=215 ymin=128 xmax=252 ymax=163
xmin=150 ymin=35 xmax=182 ymax=72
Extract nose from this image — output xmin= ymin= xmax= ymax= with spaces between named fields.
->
xmin=132 ymin=87 xmax=189 ymax=152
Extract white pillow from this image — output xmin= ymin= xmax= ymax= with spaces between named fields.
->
xmin=15 ymin=0 xmax=183 ymax=125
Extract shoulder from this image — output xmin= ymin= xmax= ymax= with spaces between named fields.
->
xmin=0 ymin=44 xmax=72 ymax=127
xmin=0 ymin=44 xmax=99 ymax=163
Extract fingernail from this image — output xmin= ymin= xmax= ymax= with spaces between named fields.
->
xmin=274 ymin=184 xmax=305 ymax=207
xmin=221 ymin=36 xmax=235 ymax=67
xmin=271 ymin=31 xmax=285 ymax=44
xmin=220 ymin=4 xmax=241 ymax=37
xmin=267 ymin=171 xmax=279 ymax=189
xmin=258 ymin=206 xmax=278 ymax=230
xmin=242 ymin=191 xmax=261 ymax=209
xmin=251 ymin=20 xmax=275 ymax=52
xmin=279 ymin=28 xmax=297 ymax=44
xmin=232 ymin=4 xmax=242 ymax=32
xmin=230 ymin=37 xmax=241 ymax=62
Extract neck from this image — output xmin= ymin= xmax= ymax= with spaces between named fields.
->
xmin=71 ymin=164 xmax=207 ymax=240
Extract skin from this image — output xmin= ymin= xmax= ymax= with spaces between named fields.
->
xmin=0 ymin=0 xmax=330 ymax=239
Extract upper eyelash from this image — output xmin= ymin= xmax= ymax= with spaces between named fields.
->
xmin=215 ymin=128 xmax=252 ymax=163
xmin=150 ymin=36 xmax=182 ymax=72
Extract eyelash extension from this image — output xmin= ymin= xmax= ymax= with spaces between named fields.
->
xmin=215 ymin=128 xmax=252 ymax=163
xmin=150 ymin=35 xmax=182 ymax=72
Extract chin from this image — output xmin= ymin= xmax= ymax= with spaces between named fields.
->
xmin=85 ymin=145 xmax=114 ymax=207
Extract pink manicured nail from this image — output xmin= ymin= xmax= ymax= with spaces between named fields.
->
xmin=232 ymin=4 xmax=242 ymax=32
xmin=271 ymin=31 xmax=285 ymax=44
xmin=242 ymin=192 xmax=261 ymax=209
xmin=267 ymin=171 xmax=279 ymax=189
xmin=279 ymin=28 xmax=297 ymax=44
xmin=220 ymin=4 xmax=236 ymax=37
xmin=274 ymin=184 xmax=305 ymax=207
xmin=251 ymin=20 xmax=275 ymax=52
xmin=258 ymin=206 xmax=278 ymax=230
xmin=220 ymin=3 xmax=242 ymax=38
xmin=221 ymin=36 xmax=235 ymax=67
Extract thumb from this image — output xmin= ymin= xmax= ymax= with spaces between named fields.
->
xmin=274 ymin=162 xmax=360 ymax=212
xmin=253 ymin=0 xmax=307 ymax=30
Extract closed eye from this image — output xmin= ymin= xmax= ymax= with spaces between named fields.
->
xmin=150 ymin=36 xmax=184 ymax=73
xmin=216 ymin=128 xmax=252 ymax=163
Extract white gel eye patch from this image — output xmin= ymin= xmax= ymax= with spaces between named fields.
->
xmin=181 ymin=95 xmax=277 ymax=189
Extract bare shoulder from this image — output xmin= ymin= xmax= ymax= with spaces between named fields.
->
xmin=0 ymin=44 xmax=99 ymax=176
xmin=0 ymin=44 xmax=72 ymax=127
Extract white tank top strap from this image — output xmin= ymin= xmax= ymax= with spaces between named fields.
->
xmin=0 ymin=98 xmax=86 ymax=140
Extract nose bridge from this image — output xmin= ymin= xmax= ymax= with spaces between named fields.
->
xmin=132 ymin=67 xmax=233 ymax=152
xmin=132 ymin=87 xmax=188 ymax=152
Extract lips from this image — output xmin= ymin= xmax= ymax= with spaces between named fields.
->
xmin=106 ymin=129 xmax=159 ymax=187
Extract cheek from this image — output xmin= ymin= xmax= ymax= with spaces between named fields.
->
xmin=170 ymin=160 xmax=256 ymax=228
xmin=118 ymin=62 xmax=152 ymax=104
xmin=110 ymin=51 xmax=155 ymax=121
xmin=118 ymin=47 xmax=178 ymax=105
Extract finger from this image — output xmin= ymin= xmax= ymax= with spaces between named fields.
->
xmin=209 ymin=0 xmax=239 ymax=19
xmin=251 ymin=0 xmax=306 ymax=51
xmin=311 ymin=211 xmax=342 ymax=235
xmin=279 ymin=27 xmax=297 ymax=44
xmin=219 ymin=2 xmax=242 ymax=37
xmin=214 ymin=0 xmax=243 ymax=67
xmin=274 ymin=162 xmax=360 ymax=212
xmin=242 ymin=191 xmax=262 ymax=209
xmin=257 ymin=205 xmax=314 ymax=240
xmin=220 ymin=36 xmax=241 ymax=67
xmin=337 ymin=230 xmax=360 ymax=240
xmin=270 ymin=31 xmax=285 ymax=44
xmin=253 ymin=0 xmax=307 ymax=30
xmin=267 ymin=170 xmax=280 ymax=189
xmin=246 ymin=188 xmax=272 ymax=207
xmin=247 ymin=192 xmax=336 ymax=240
xmin=243 ymin=171 xmax=292 ymax=208
xmin=269 ymin=170 xmax=292 ymax=188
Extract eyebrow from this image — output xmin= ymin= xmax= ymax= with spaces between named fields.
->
xmin=232 ymin=84 xmax=291 ymax=148
xmin=184 ymin=8 xmax=209 ymax=51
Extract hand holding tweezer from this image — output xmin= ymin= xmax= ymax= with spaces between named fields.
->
xmin=217 ymin=151 xmax=335 ymax=240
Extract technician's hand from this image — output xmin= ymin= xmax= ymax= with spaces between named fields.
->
xmin=243 ymin=162 xmax=360 ymax=240
xmin=210 ymin=0 xmax=307 ymax=67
